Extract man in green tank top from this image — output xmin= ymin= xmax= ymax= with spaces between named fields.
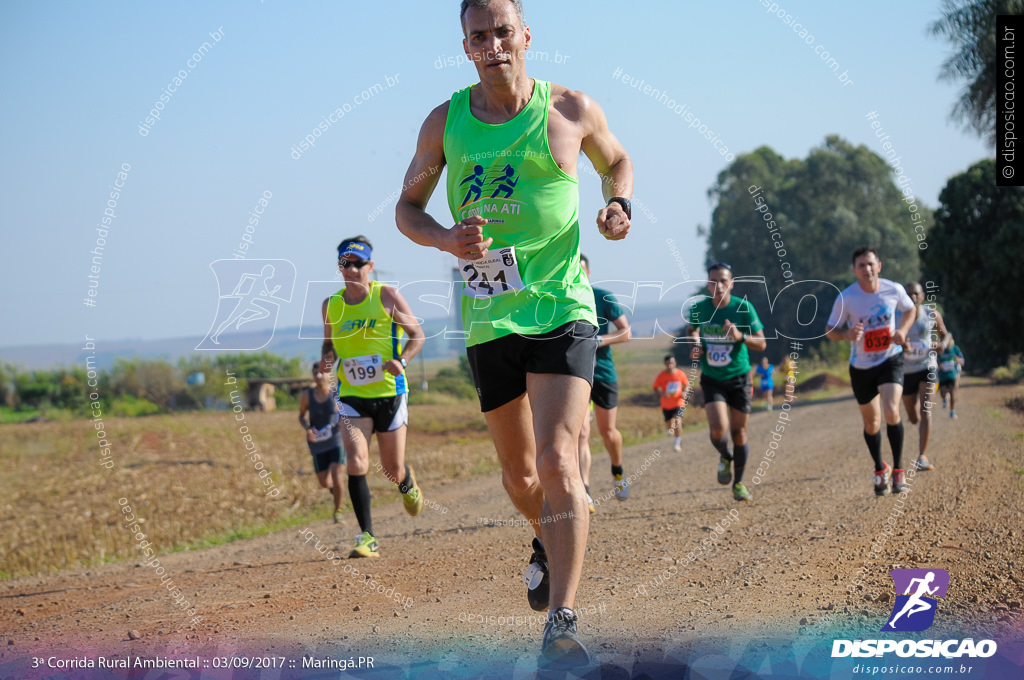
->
xmin=396 ymin=0 xmax=633 ymax=668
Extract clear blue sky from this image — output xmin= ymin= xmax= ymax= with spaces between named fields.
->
xmin=0 ymin=0 xmax=989 ymax=348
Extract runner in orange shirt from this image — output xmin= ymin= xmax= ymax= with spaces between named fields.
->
xmin=653 ymin=355 xmax=688 ymax=452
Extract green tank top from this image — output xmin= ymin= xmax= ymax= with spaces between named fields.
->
xmin=325 ymin=281 xmax=406 ymax=398
xmin=444 ymin=79 xmax=597 ymax=346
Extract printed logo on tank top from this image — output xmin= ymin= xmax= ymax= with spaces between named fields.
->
xmin=339 ymin=318 xmax=378 ymax=333
xmin=457 ymin=162 xmax=524 ymax=224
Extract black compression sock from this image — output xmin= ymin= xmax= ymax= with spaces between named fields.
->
xmin=611 ymin=465 xmax=624 ymax=477
xmin=863 ymin=430 xmax=884 ymax=471
xmin=887 ymin=422 xmax=905 ymax=470
xmin=348 ymin=474 xmax=374 ymax=536
xmin=397 ymin=465 xmax=412 ymax=494
xmin=733 ymin=443 xmax=749 ymax=484
xmin=711 ymin=436 xmax=732 ymax=460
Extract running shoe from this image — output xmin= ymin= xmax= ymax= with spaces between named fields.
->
xmin=401 ymin=466 xmax=423 ymax=516
xmin=586 ymin=493 xmax=595 ymax=514
xmin=732 ymin=482 xmax=752 ymax=501
xmin=673 ymin=439 xmax=682 ymax=452
xmin=349 ymin=532 xmax=379 ymax=558
xmin=666 ymin=428 xmax=674 ymax=437
xmin=915 ymin=456 xmax=935 ymax=472
xmin=333 ymin=509 xmax=345 ymax=524
xmin=942 ymin=396 xmax=948 ymax=408
xmin=873 ymin=461 xmax=891 ymax=497
xmin=614 ymin=474 xmax=629 ymax=501
xmin=950 ymin=410 xmax=957 ymax=419
xmin=524 ymin=537 xmax=549 ymax=612
xmin=717 ymin=457 xmax=732 ymax=485
xmin=891 ymin=468 xmax=907 ymax=494
xmin=539 ymin=607 xmax=591 ymax=669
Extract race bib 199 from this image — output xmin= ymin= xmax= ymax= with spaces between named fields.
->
xmin=459 ymin=247 xmax=525 ymax=298
xmin=706 ymin=343 xmax=733 ymax=367
xmin=863 ymin=328 xmax=891 ymax=352
xmin=343 ymin=354 xmax=384 ymax=386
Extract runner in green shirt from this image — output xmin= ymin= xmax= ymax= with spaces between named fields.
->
xmin=687 ymin=263 xmax=766 ymax=501
xmin=577 ymin=255 xmax=632 ymax=510
xmin=937 ymin=336 xmax=965 ymax=419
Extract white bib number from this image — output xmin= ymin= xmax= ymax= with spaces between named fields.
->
xmin=706 ymin=343 xmax=733 ymax=368
xmin=905 ymin=339 xmax=930 ymax=362
xmin=343 ymin=354 xmax=384 ymax=386
xmin=311 ymin=424 xmax=334 ymax=443
xmin=459 ymin=247 xmax=525 ymax=298
xmin=666 ymin=381 xmax=682 ymax=395
xmin=940 ymin=360 xmax=956 ymax=372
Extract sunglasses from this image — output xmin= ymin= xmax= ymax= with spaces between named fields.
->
xmin=338 ymin=258 xmax=371 ymax=269
xmin=707 ymin=261 xmax=732 ymax=272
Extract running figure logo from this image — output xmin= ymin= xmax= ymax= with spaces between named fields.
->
xmin=881 ymin=568 xmax=950 ymax=632
xmin=459 ymin=162 xmax=520 ymax=207
xmin=196 ymin=259 xmax=296 ymax=351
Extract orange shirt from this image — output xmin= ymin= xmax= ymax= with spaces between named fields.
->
xmin=653 ymin=368 xmax=688 ymax=410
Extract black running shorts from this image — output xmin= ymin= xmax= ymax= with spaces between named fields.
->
xmin=849 ymin=354 xmax=904 ymax=405
xmin=700 ymin=373 xmax=753 ymax=414
xmin=662 ymin=406 xmax=685 ymax=422
xmin=591 ymin=379 xmax=619 ymax=410
xmin=338 ymin=394 xmax=409 ymax=433
xmin=903 ymin=368 xmax=935 ymax=396
xmin=465 ymin=321 xmax=599 ymax=413
xmin=311 ymin=446 xmax=344 ymax=473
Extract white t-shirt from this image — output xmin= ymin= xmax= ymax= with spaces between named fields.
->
xmin=827 ymin=278 xmax=915 ymax=370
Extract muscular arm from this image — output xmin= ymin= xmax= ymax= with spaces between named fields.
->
xmin=894 ymin=305 xmax=917 ymax=344
xmin=298 ymin=390 xmax=310 ymax=429
xmin=577 ymin=92 xmax=633 ymax=239
xmin=321 ymin=299 xmax=336 ymax=361
xmin=395 ymin=103 xmax=492 ymax=259
xmin=381 ymin=286 xmax=426 ymax=368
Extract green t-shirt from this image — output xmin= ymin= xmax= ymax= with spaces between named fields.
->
xmin=593 ymin=287 xmax=625 ymax=384
xmin=937 ymin=345 xmax=963 ymax=383
xmin=688 ymin=295 xmax=764 ymax=381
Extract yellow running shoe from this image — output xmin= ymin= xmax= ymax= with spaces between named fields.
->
xmin=333 ymin=509 xmax=345 ymax=524
xmin=401 ymin=466 xmax=423 ymax=516
xmin=349 ymin=532 xmax=379 ymax=558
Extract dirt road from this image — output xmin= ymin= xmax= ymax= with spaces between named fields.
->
xmin=2 ymin=383 xmax=1022 ymax=678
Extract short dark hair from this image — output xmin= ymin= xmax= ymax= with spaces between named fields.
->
xmin=707 ymin=261 xmax=733 ymax=278
xmin=664 ymin=354 xmax=675 ymax=362
xmin=460 ymin=0 xmax=526 ymax=31
xmin=852 ymin=246 xmax=879 ymax=265
xmin=580 ymin=253 xmax=589 ymax=268
xmin=312 ymin=362 xmax=322 ymax=372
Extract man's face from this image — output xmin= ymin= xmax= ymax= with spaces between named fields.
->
xmin=906 ymin=283 xmax=924 ymax=305
xmin=853 ymin=252 xmax=881 ymax=286
xmin=462 ymin=0 xmax=530 ymax=87
xmin=665 ymin=357 xmax=676 ymax=371
xmin=339 ymin=255 xmax=373 ymax=285
xmin=707 ymin=268 xmax=734 ymax=301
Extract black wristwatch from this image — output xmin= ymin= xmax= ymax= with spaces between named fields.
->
xmin=399 ymin=357 xmax=408 ymax=368
xmin=606 ymin=197 xmax=631 ymax=219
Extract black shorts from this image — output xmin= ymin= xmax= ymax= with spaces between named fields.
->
xmin=465 ymin=321 xmax=599 ymax=413
xmin=311 ymin=447 xmax=343 ymax=473
xmin=338 ymin=393 xmax=409 ymax=432
xmin=904 ymin=368 xmax=935 ymax=396
xmin=939 ymin=378 xmax=957 ymax=389
xmin=700 ymin=373 xmax=753 ymax=414
xmin=662 ymin=406 xmax=685 ymax=422
xmin=849 ymin=354 xmax=904 ymax=405
xmin=591 ymin=379 xmax=619 ymax=410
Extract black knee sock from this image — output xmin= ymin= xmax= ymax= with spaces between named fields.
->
xmin=348 ymin=474 xmax=374 ymax=536
xmin=733 ymin=443 xmax=749 ymax=484
xmin=611 ymin=465 xmax=624 ymax=477
xmin=887 ymin=422 xmax=905 ymax=470
xmin=863 ymin=430 xmax=884 ymax=471
xmin=397 ymin=465 xmax=412 ymax=494
xmin=711 ymin=436 xmax=732 ymax=460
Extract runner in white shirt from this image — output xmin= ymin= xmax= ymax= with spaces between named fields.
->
xmin=826 ymin=247 xmax=916 ymax=497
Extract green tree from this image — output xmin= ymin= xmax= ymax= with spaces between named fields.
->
xmin=921 ymin=159 xmax=1024 ymax=371
xmin=930 ymin=0 xmax=1024 ymax=144
xmin=703 ymin=136 xmax=926 ymax=361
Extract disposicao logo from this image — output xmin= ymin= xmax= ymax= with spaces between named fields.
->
xmin=832 ymin=568 xmax=998 ymax=659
